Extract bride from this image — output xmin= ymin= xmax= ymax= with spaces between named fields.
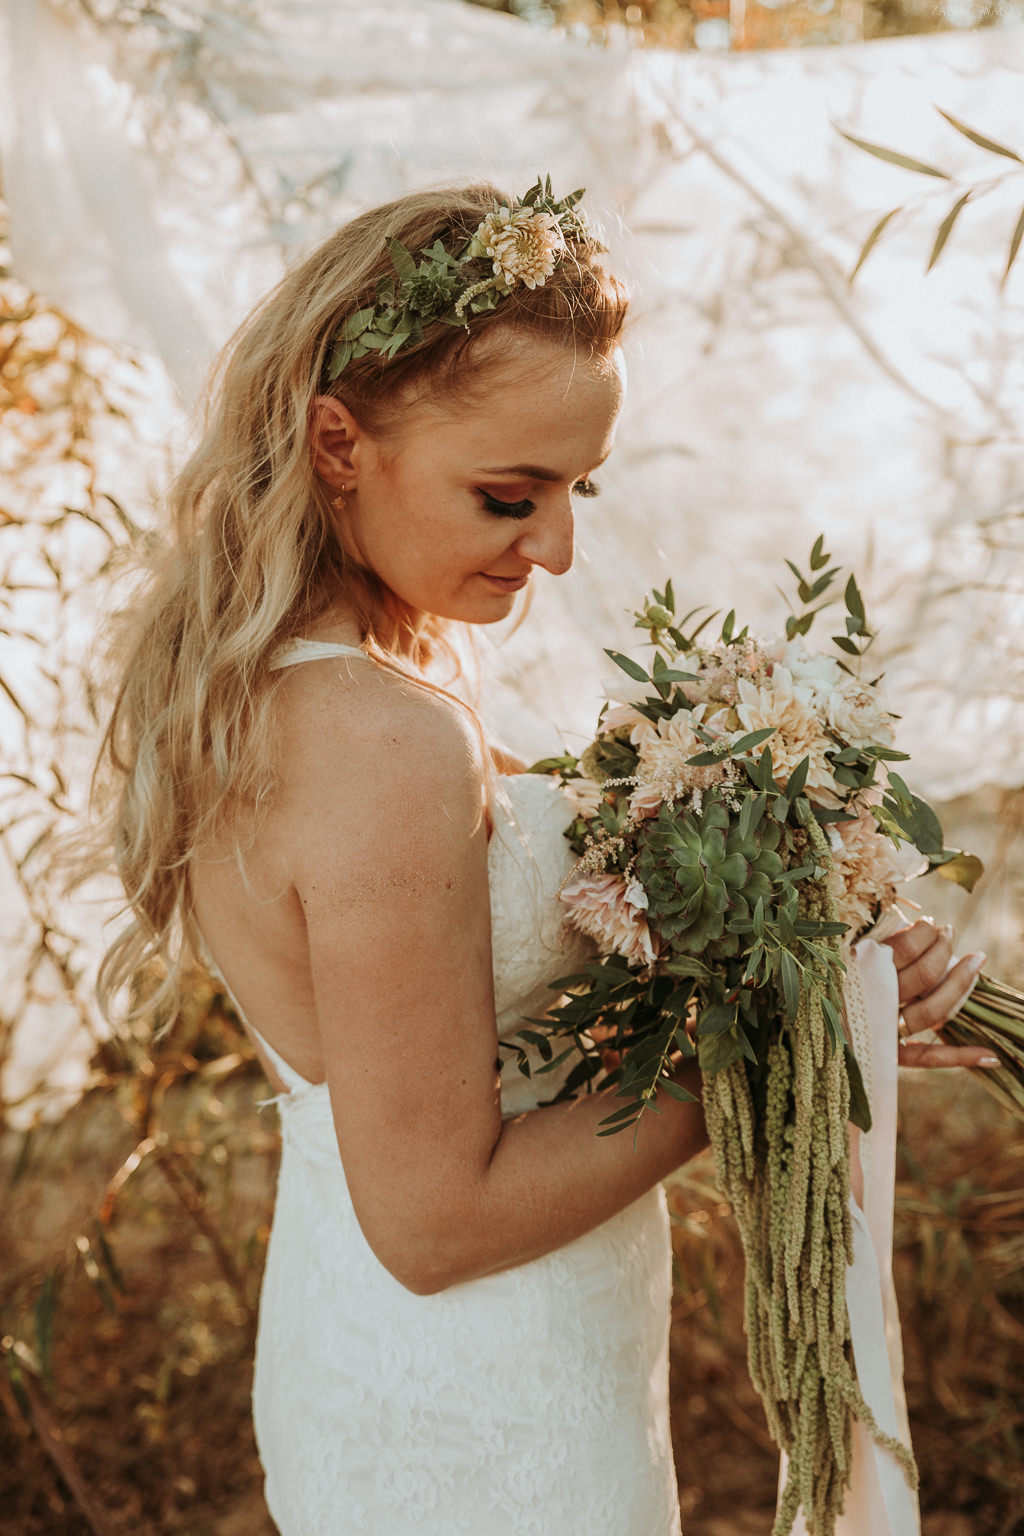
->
xmin=92 ymin=180 xmax=992 ymax=1534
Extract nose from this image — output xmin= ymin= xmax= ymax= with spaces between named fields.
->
xmin=516 ymin=497 xmax=574 ymax=577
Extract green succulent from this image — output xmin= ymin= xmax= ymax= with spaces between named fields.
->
xmin=636 ymin=792 xmax=785 ymax=961
xmin=402 ymin=265 xmax=466 ymax=316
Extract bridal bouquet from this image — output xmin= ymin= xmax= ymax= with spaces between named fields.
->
xmin=522 ymin=539 xmax=1024 ymax=1536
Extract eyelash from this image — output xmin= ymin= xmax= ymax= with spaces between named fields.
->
xmin=478 ymin=480 xmax=601 ymax=520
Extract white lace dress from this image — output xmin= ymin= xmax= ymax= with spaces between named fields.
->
xmin=239 ymin=641 xmax=680 ymax=1536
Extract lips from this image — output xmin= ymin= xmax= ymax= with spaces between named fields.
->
xmin=481 ymin=572 xmax=530 ymax=592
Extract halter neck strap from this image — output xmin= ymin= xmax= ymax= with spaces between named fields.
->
xmin=270 ymin=639 xmax=369 ymax=670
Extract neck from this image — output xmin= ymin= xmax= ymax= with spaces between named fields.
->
xmin=316 ymin=585 xmax=435 ymax=665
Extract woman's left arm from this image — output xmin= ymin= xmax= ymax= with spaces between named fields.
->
xmin=882 ymin=919 xmax=1000 ymax=1069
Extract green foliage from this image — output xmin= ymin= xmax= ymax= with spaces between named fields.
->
xmin=325 ymin=176 xmax=592 ymax=379
xmin=841 ymin=109 xmax=1024 ymax=289
xmin=523 ymin=536 xmax=1003 ymax=1143
xmin=522 ymin=538 xmax=905 ymax=1135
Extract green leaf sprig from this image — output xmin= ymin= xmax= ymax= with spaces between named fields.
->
xmin=839 ymin=109 xmax=1024 ymax=289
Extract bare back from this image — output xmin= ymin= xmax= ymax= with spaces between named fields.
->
xmin=189 ymin=643 xmax=489 ymax=1093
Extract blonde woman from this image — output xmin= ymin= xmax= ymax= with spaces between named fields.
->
xmin=93 ymin=182 xmax=990 ymax=1534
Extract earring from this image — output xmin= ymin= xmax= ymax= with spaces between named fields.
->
xmin=332 ymin=487 xmax=348 ymax=513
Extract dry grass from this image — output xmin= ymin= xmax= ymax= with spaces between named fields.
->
xmin=2 ymin=965 xmax=1022 ymax=1535
xmin=1 ymin=982 xmax=277 ymax=1536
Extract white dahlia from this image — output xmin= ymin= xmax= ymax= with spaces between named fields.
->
xmin=825 ymin=806 xmax=910 ymax=939
xmin=560 ymin=871 xmax=658 ymax=968
xmin=825 ymin=677 xmax=895 ymax=751
xmin=735 ymin=665 xmax=842 ymax=807
xmin=476 ymin=205 xmax=566 ymax=290
xmin=634 ymin=705 xmax=731 ymax=788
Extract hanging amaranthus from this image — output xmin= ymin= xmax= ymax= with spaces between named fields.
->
xmin=515 ymin=538 xmax=998 ymax=1534
xmin=703 ymin=811 xmax=917 ymax=1535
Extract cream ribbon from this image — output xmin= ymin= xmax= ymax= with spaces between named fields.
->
xmin=779 ymin=936 xmax=920 ymax=1536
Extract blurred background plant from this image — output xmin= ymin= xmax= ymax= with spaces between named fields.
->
xmin=469 ymin=0 xmax=1024 ymax=51
xmin=1 ymin=1 xmax=1023 ymax=1531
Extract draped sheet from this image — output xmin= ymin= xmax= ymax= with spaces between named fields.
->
xmin=1 ymin=0 xmax=1022 ymax=1153
xmin=3 ymin=1 xmax=1023 ymax=797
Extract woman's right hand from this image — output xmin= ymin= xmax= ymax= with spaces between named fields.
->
xmin=881 ymin=919 xmax=997 ymax=1069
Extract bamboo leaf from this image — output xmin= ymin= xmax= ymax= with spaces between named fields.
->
xmin=837 ymin=128 xmax=952 ymax=181
xmin=936 ymin=108 xmax=1024 ymax=165
xmin=849 ymin=206 xmax=903 ymax=284
xmin=927 ymin=190 xmax=973 ymax=272
xmin=1001 ymin=204 xmax=1024 ymax=290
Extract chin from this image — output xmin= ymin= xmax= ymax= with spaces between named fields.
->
xmin=428 ymin=588 xmax=521 ymax=626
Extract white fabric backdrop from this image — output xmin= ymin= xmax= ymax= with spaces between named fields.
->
xmin=2 ymin=0 xmax=1024 ymax=1105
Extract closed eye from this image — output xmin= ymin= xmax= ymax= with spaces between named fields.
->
xmin=479 ymin=479 xmax=601 ymax=519
xmin=478 ymin=490 xmax=536 ymax=520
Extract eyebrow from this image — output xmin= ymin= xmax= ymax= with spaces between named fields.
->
xmin=476 ymin=457 xmax=609 ymax=481
xmin=475 ymin=463 xmax=564 ymax=481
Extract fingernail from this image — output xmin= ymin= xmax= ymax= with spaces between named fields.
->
xmin=966 ymin=952 xmax=986 ymax=975
xmin=940 ymin=923 xmax=954 ymax=940
xmin=979 ymin=1056 xmax=1001 ymax=1069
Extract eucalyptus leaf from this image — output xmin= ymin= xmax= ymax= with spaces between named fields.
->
xmin=341 ymin=306 xmax=376 ymax=340
xmin=697 ymin=1002 xmax=738 ymax=1037
xmin=604 ymin=648 xmax=649 ymax=684
xmin=844 ymin=1041 xmax=873 ymax=1133
xmin=386 ymin=237 xmax=418 ymax=284
xmin=599 ymin=1100 xmax=644 ymax=1128
xmin=779 ymin=950 xmax=801 ymax=1021
xmin=786 ymin=755 xmax=810 ymax=802
xmin=326 ymin=340 xmax=352 ymax=380
xmin=658 ymin=1077 xmax=698 ymax=1104
xmin=732 ymin=727 xmax=777 ymax=756
xmin=698 ymin=1029 xmax=744 ymax=1074
xmin=934 ymin=849 xmax=985 ymax=893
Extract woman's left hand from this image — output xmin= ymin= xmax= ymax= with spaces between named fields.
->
xmin=881 ymin=919 xmax=999 ymax=1069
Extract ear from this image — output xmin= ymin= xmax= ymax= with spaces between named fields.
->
xmin=309 ymin=395 xmax=363 ymax=488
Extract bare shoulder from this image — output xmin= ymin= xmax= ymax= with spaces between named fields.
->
xmin=272 ymin=658 xmax=488 ymax=887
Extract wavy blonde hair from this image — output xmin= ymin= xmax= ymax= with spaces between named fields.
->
xmin=90 ymin=181 xmax=629 ymax=1022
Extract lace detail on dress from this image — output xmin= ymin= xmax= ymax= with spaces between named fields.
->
xmin=250 ymin=773 xmax=681 ymax=1536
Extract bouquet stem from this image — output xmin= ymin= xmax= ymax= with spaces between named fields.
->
xmin=941 ymin=973 xmax=1024 ymax=1121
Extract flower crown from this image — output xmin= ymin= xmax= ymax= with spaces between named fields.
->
xmin=325 ymin=177 xmax=596 ymax=382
